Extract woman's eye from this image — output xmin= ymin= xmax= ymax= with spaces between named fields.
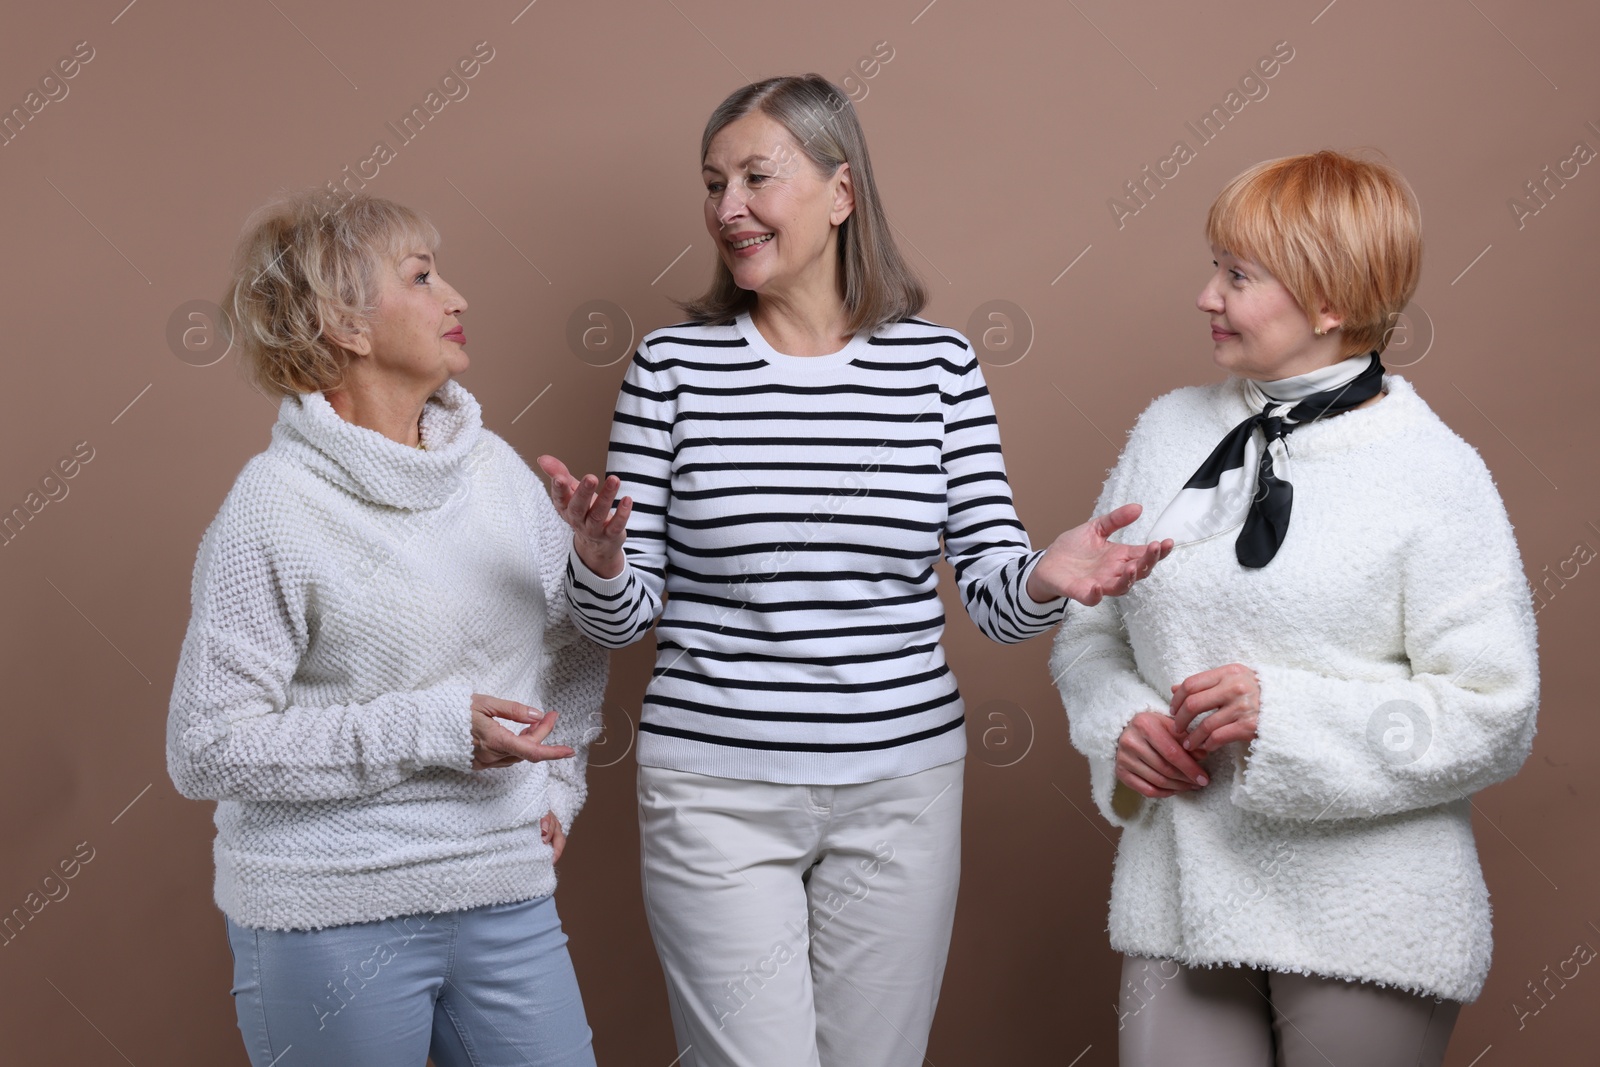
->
xmin=706 ymin=183 xmax=724 ymax=195
xmin=1230 ymin=270 xmax=1246 ymax=282
xmin=415 ymin=271 xmax=431 ymax=284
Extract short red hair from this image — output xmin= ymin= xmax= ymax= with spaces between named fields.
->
xmin=1206 ymin=151 xmax=1422 ymax=358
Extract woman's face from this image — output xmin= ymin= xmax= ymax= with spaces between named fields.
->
xmin=701 ymin=111 xmax=854 ymax=300
xmin=358 ymin=248 xmax=470 ymax=390
xmin=1197 ymin=245 xmax=1341 ymax=381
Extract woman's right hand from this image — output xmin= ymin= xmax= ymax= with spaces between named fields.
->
xmin=1115 ymin=711 xmax=1210 ymax=798
xmin=535 ymin=455 xmax=631 ymax=580
xmin=469 ymin=693 xmax=575 ymax=770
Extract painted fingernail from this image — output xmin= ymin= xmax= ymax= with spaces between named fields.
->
xmin=1196 ymin=775 xmax=1208 ymax=786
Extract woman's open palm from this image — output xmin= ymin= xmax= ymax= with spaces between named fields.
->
xmin=1027 ymin=503 xmax=1173 ymax=605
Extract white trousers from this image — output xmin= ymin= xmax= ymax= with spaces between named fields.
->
xmin=637 ymin=759 xmax=965 ymax=1067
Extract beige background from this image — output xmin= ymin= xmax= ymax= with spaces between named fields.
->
xmin=1 ymin=0 xmax=1596 ymax=1063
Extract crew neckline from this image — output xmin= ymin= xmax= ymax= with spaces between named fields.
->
xmin=734 ymin=311 xmax=874 ymax=369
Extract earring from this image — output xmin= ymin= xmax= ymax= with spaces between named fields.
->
xmin=1313 ymin=325 xmax=1325 ymax=336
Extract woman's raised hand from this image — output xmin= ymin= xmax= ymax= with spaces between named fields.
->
xmin=1027 ymin=503 xmax=1173 ymax=605
xmin=535 ymin=455 xmax=631 ymax=580
xmin=469 ymin=693 xmax=575 ymax=770
xmin=1115 ymin=711 xmax=1210 ymax=798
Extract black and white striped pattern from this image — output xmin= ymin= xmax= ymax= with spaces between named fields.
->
xmin=565 ymin=313 xmax=1066 ymax=784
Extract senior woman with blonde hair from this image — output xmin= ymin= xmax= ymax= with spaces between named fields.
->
xmin=538 ymin=74 xmax=1171 ymax=1066
xmin=1052 ymin=151 xmax=1539 ymax=1066
xmin=166 ymin=192 xmax=605 ymax=1067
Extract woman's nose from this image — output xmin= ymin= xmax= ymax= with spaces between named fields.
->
xmin=442 ymin=279 xmax=468 ymax=313
xmin=1196 ymin=278 xmax=1222 ymax=313
xmin=718 ymin=186 xmax=748 ymax=223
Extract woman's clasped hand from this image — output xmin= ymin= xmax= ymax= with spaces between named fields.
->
xmin=1115 ymin=663 xmax=1261 ymax=798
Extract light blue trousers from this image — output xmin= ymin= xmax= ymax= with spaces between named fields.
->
xmin=226 ymin=894 xmax=596 ymax=1067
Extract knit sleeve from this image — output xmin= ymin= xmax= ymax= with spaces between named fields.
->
xmin=941 ymin=352 xmax=1069 ymax=642
xmin=1049 ymin=401 xmax=1172 ymax=827
xmin=1230 ymin=446 xmax=1540 ymax=821
xmin=564 ymin=346 xmax=669 ymax=648
xmin=165 ymin=477 xmax=474 ymax=803
xmin=527 ymin=460 xmax=609 ymax=837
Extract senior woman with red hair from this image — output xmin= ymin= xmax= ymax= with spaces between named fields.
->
xmin=540 ymin=75 xmax=1171 ymax=1066
xmin=1053 ymin=151 xmax=1540 ymax=1066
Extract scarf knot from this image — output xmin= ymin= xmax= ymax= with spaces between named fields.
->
xmin=1147 ymin=353 xmax=1385 ymax=567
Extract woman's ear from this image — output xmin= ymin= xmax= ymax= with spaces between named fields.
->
xmin=830 ymin=162 xmax=855 ymax=226
xmin=324 ymin=315 xmax=372 ymax=358
xmin=1314 ymin=302 xmax=1343 ymax=336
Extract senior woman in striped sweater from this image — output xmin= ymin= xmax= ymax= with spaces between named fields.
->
xmin=537 ymin=75 xmax=1171 ymax=1067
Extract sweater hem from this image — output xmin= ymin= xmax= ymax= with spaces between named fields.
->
xmin=636 ymin=729 xmax=967 ymax=785
xmin=216 ymin=855 xmax=558 ymax=932
xmin=1110 ymin=938 xmax=1481 ymax=1004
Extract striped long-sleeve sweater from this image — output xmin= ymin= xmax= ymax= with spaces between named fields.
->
xmin=566 ymin=312 xmax=1069 ymax=784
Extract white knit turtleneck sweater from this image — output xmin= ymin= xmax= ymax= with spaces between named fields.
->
xmin=166 ymin=379 xmax=606 ymax=931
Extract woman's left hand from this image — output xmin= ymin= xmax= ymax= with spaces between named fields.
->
xmin=1169 ymin=664 xmax=1261 ymax=757
xmin=470 ymin=695 xmax=576 ymax=770
xmin=540 ymin=812 xmax=567 ymax=864
xmin=1027 ymin=503 xmax=1174 ymax=606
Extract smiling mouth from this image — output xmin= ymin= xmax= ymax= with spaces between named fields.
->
xmin=731 ymin=234 xmax=773 ymax=250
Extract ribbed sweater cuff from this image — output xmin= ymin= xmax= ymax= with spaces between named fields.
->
xmin=1016 ymin=552 xmax=1070 ymax=622
xmin=567 ymin=542 xmax=632 ymax=596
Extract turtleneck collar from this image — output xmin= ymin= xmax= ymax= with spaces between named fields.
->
xmin=270 ymin=378 xmax=483 ymax=510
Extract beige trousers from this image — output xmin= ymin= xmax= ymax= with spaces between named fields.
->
xmin=638 ymin=759 xmax=964 ymax=1067
xmin=1119 ymin=955 xmax=1462 ymax=1067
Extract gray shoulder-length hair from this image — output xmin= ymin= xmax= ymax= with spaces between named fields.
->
xmin=678 ymin=74 xmax=926 ymax=335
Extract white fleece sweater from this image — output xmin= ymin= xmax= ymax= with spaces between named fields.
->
xmin=166 ymin=380 xmax=606 ymax=931
xmin=1051 ymin=374 xmax=1538 ymax=1003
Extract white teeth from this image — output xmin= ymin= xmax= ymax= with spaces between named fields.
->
xmin=732 ymin=234 xmax=773 ymax=249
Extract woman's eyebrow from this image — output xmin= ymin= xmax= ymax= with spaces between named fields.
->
xmin=702 ymin=154 xmax=773 ymax=174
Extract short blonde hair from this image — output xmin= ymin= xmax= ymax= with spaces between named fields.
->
xmin=225 ymin=191 xmax=440 ymax=397
xmin=678 ymin=74 xmax=926 ymax=335
xmin=1206 ymin=151 xmax=1421 ymax=358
